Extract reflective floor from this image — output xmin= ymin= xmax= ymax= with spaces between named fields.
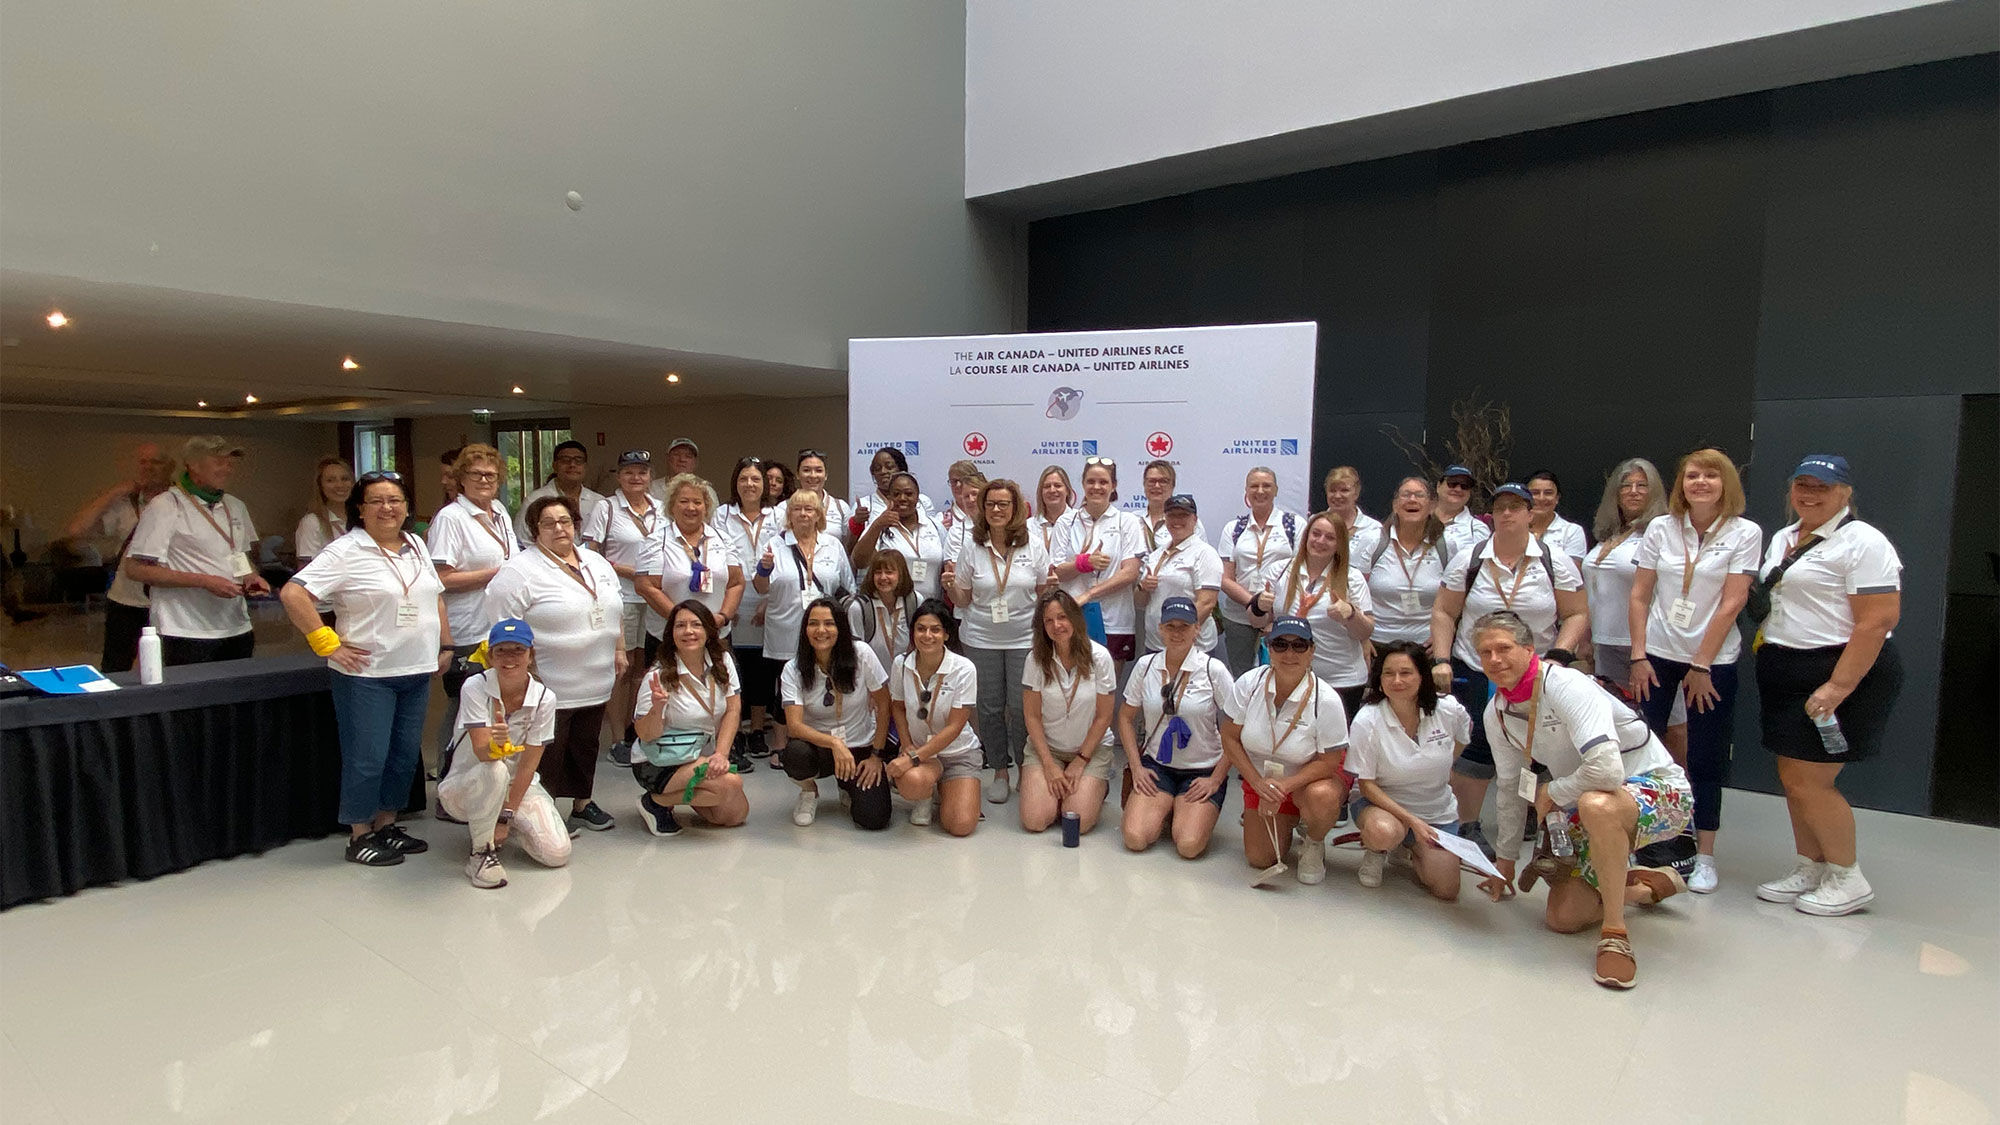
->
xmin=2 ymin=763 xmax=1994 ymax=1124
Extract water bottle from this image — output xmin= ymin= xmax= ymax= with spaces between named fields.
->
xmin=1061 ymin=811 xmax=1081 ymax=848
xmin=1544 ymin=811 xmax=1574 ymax=858
xmin=137 ymin=626 xmax=164 ymax=685
xmin=1813 ymin=712 xmax=1849 ymax=756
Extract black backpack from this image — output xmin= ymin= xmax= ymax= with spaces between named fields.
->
xmin=1228 ymin=512 xmax=1299 ymax=554
xmin=1462 ymin=538 xmax=1556 ymax=592
xmin=1367 ymin=528 xmax=1449 ymax=573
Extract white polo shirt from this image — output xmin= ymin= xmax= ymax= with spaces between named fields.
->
xmin=780 ymin=643 xmax=888 ymax=746
xmin=1759 ymin=508 xmax=1902 ymax=650
xmin=854 ymin=489 xmax=938 ymax=524
xmin=1216 ymin=509 xmax=1302 ymax=627
xmin=1362 ymin=531 xmax=1452 ymax=644
xmin=760 ymin=533 xmax=854 ymax=661
xmin=953 ymin=536 xmax=1052 ymax=650
xmin=1139 ymin=535 xmax=1224 ymax=653
xmin=1484 ymin=663 xmax=1679 ymax=862
xmin=513 ymin=484 xmax=605 ymax=548
xmin=483 ymin=546 xmax=624 ymax=707
xmin=891 ymin=649 xmax=983 ymax=762
xmin=938 ymin=506 xmax=980 ymax=565
xmin=1441 ymin=538 xmax=1583 ymax=665
xmin=450 ymin=670 xmax=559 ymax=782
xmin=1053 ymin=505 xmax=1146 ymax=634
xmin=1338 ymin=509 xmax=1384 ymax=548
xmin=1539 ymin=514 xmax=1588 ymax=566
xmin=1267 ymin=562 xmax=1374 ymax=687
xmin=293 ymin=512 xmax=346 ymax=563
xmin=1021 ymin=642 xmax=1117 ymax=754
xmin=98 ymin=490 xmax=154 ymax=608
xmin=1581 ymin=533 xmax=1643 ymax=648
xmin=1029 ymin=510 xmax=1069 ymax=559
xmin=1633 ymin=513 xmax=1763 ymax=664
xmin=291 ymin=529 xmax=446 ymax=677
xmin=1123 ymin=651 xmax=1235 ymax=770
xmin=582 ymin=493 xmax=666 ymax=605
xmin=633 ymin=652 xmax=741 ymax=737
xmin=1137 ymin=510 xmax=1208 ymax=554
xmin=125 ymin=487 xmax=260 ymax=640
xmin=426 ymin=495 xmax=516 ymax=647
xmin=711 ymin=504 xmax=782 ymax=647
xmin=822 ymin=495 xmax=855 ymax=547
xmin=649 ymin=523 xmax=737 ymax=637
xmin=869 ymin=514 xmax=948 ymax=600
xmin=1439 ymin=508 xmax=1489 ymax=561
xmin=1346 ymin=697 xmax=1472 ymax=825
xmin=1222 ymin=666 xmax=1350 ymax=774
xmin=850 ymin=593 xmax=918 ymax=672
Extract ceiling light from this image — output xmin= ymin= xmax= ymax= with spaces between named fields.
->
xmin=197 ymin=400 xmax=208 ymax=408
xmin=511 ymin=385 xmax=524 ymax=395
xmin=244 ymin=393 xmax=259 ymax=404
xmin=45 ymin=310 xmax=69 ymax=328
xmin=341 ymin=357 xmax=360 ymax=370
xmin=666 ymin=372 xmax=681 ymax=384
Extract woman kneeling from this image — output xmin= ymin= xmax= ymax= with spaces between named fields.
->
xmin=780 ymin=598 xmax=894 ymax=829
xmin=1119 ymin=596 xmax=1237 ymax=859
xmin=630 ymin=601 xmax=750 ymax=836
xmin=437 ymin=619 xmax=572 ymax=888
xmin=886 ymin=598 xmax=985 ymax=834
xmin=1347 ymin=641 xmax=1475 ymax=900
xmin=1020 ymin=591 xmax=1119 ymax=835
xmin=1220 ymin=616 xmax=1349 ymax=884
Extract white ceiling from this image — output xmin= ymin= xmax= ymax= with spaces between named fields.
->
xmin=0 ymin=270 xmax=845 ymax=423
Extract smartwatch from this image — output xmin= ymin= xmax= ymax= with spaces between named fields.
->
xmin=497 ymin=808 xmax=515 ymax=824
xmin=904 ymin=749 xmax=921 ymax=765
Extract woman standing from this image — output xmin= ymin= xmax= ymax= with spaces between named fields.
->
xmin=762 ymin=462 xmax=795 ymax=512
xmin=1020 ymin=591 xmax=1119 ymax=835
xmin=780 ymin=598 xmax=894 ymax=830
xmin=937 ymin=461 xmax=988 ymax=565
xmin=714 ymin=457 xmax=783 ymax=758
xmin=1526 ymin=470 xmax=1588 ymax=569
xmin=850 ymin=551 xmax=918 ymax=673
xmin=1137 ymin=494 xmax=1223 ymax=656
xmin=1431 ymin=482 xmax=1588 ymax=858
xmin=1030 ymin=465 xmax=1075 ymax=557
xmin=1582 ymin=460 xmax=1683 ymax=751
xmin=1051 ymin=458 xmax=1144 ymax=668
xmin=582 ymin=450 xmax=666 ymax=768
xmin=852 ymin=445 xmax=936 ymax=530
xmin=641 ymin=473 xmax=745 ymax=767
xmin=294 ymin=456 xmax=354 ymax=625
xmin=1120 ymin=597 xmax=1237 ymax=859
xmin=951 ymin=478 xmax=1053 ymax=804
xmin=437 ymin=618 xmax=571 ymax=888
xmin=795 ymin=450 xmax=854 ymax=546
xmin=1323 ymin=466 xmax=1383 ymax=549
xmin=1137 ymin=460 xmax=1206 ymax=550
xmin=1435 ymin=464 xmax=1489 ymax=559
xmin=427 ymin=444 xmax=515 ymax=763
xmin=850 ymin=471 xmax=947 ymax=601
xmin=1628 ymin=449 xmax=1762 ymax=893
xmin=1364 ymin=477 xmax=1451 ymax=645
xmin=630 ymin=601 xmax=750 ymax=835
xmin=1218 ymin=467 xmax=1302 ymax=675
xmin=1750 ymin=455 xmax=1902 ymax=917
xmin=486 ymin=496 xmax=627 ymax=834
xmin=1346 ymin=642 xmax=1477 ymax=899
xmin=1220 ymin=617 xmax=1349 ymax=885
xmin=886 ymin=599 xmax=985 ymax=834
xmin=281 ymin=470 xmax=449 ymax=866
xmin=1258 ymin=511 xmax=1374 ymax=715
xmin=756 ymin=490 xmax=855 ymax=694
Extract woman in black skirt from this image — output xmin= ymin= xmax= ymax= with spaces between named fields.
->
xmin=1752 ymin=455 xmax=1902 ymax=918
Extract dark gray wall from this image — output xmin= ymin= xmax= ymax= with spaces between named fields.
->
xmin=1026 ymin=54 xmax=1999 ymax=818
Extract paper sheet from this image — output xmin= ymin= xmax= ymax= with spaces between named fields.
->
xmin=1430 ymin=828 xmax=1507 ymax=881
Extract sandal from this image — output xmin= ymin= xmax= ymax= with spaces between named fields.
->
xmin=1627 ymin=865 xmax=1687 ymax=905
xmin=1594 ymin=929 xmax=1636 ymax=990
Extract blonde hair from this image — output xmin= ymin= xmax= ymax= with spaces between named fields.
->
xmin=1277 ymin=512 xmax=1350 ymax=616
xmin=1669 ymin=449 xmax=1747 ymax=522
xmin=308 ymin=455 xmax=352 ymax=541
xmin=661 ymin=472 xmax=718 ymax=523
xmin=453 ymin=443 xmax=502 ymax=480
xmin=785 ymin=488 xmax=828 ymax=533
xmin=1035 ymin=465 xmax=1075 ymax=515
xmin=1323 ymin=466 xmax=1361 ymax=491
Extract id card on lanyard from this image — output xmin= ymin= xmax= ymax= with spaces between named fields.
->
xmin=1669 ymin=522 xmax=1703 ymax=629
xmin=1392 ymin=539 xmax=1426 ymax=615
xmin=1499 ymin=671 xmax=1546 ymax=803
xmin=375 ymin=535 xmax=423 ymax=628
xmin=987 ymin=547 xmax=1017 ymax=624
xmin=179 ymin=488 xmax=253 ymax=579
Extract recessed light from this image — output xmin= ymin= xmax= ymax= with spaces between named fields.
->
xmin=341 ymin=357 xmax=360 ymax=370
xmin=45 ymin=310 xmax=69 ymax=329
xmin=197 ymin=400 xmax=208 ymax=408
xmin=244 ymin=393 xmax=259 ymax=404
xmin=666 ymin=372 xmax=681 ymax=384
xmin=511 ymin=385 xmax=525 ymax=395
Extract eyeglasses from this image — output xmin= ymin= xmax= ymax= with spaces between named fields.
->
xmin=360 ymin=497 xmax=408 ymax=509
xmin=984 ymin=500 xmax=1014 ymax=510
xmin=1395 ymin=490 xmax=1430 ymax=501
xmin=356 ymin=471 xmax=403 ymax=485
xmin=538 ymin=518 xmax=576 ymax=531
xmin=1268 ymin=637 xmax=1312 ymax=653
xmin=462 ymin=470 xmax=499 ymax=483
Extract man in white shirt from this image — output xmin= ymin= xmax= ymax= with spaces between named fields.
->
xmin=64 ymin=441 xmax=174 ymax=671
xmin=647 ymin=438 xmax=701 ymax=503
xmin=123 ymin=435 xmax=269 ymax=665
xmin=515 ymin=440 xmax=605 ymax=546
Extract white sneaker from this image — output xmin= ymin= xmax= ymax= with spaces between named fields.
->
xmin=910 ymin=796 xmax=935 ymax=827
xmin=1688 ymin=855 xmax=1720 ymax=894
xmin=1756 ymin=856 xmax=1826 ymax=902
xmin=1388 ymin=844 xmax=1413 ymax=869
xmin=1796 ymin=864 xmax=1874 ymax=916
xmin=465 ymin=848 xmax=507 ymax=890
xmin=1357 ymin=850 xmax=1386 ymax=888
xmin=792 ymin=786 xmax=819 ymax=827
xmin=985 ymin=771 xmax=1012 ymax=804
xmin=1296 ymin=839 xmax=1327 ymax=885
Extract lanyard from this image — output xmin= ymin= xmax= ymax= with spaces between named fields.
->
xmin=884 ymin=519 xmax=927 ymax=557
xmin=1390 ymin=534 xmax=1426 ymax=589
xmin=1143 ymin=657 xmax=1193 ymax=747
xmin=1144 ymin=513 xmax=1167 ymax=551
xmin=538 ymin=544 xmax=598 ymax=599
xmin=986 ymin=547 xmax=1018 ymax=596
xmin=1037 ymin=517 xmax=1061 ymax=554
xmin=1677 ymin=519 xmax=1711 ymax=599
xmin=627 ymin=500 xmax=659 ymax=539
xmin=1265 ymin=671 xmax=1315 ymax=755
xmin=675 ymin=528 xmax=706 ymax=565
xmin=732 ymin=508 xmax=767 ymax=549
xmin=908 ymin=657 xmax=946 ymax=726
xmin=1077 ymin=509 xmax=1113 ymax=557
xmin=372 ymin=534 xmax=422 ymax=600
xmin=1497 ymin=666 xmax=1546 ymax=765
xmin=175 ymin=486 xmax=237 ymax=553
xmin=1246 ymin=518 xmax=1276 ymax=570
xmin=875 ymin=599 xmax=909 ymax=657
xmin=1052 ymin=653 xmax=1087 ymax=714
xmin=1484 ymin=554 xmax=1531 ymax=610
xmin=470 ymin=504 xmax=513 ymax=558
xmin=1288 ymin=562 xmax=1329 ymax=616
xmin=792 ymin=538 xmax=822 ymax=595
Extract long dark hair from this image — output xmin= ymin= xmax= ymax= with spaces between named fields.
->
xmin=793 ymin=596 xmax=858 ymax=694
xmin=1031 ymin=589 xmax=1093 ymax=682
xmin=1362 ymin=639 xmax=1439 ymax=714
xmin=345 ymin=472 xmax=413 ymax=531
xmin=659 ymin=600 xmax=732 ymax=693
xmin=909 ymin=596 xmax=964 ymax=656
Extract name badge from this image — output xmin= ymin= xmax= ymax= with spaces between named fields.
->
xmin=698 ymin=567 xmax=715 ymax=594
xmin=1261 ymin=760 xmax=1286 ymax=779
xmin=231 ymin=553 xmax=255 ymax=580
xmin=1399 ymin=591 xmax=1422 ymax=614
xmin=909 ymin=560 xmax=929 ymax=585
xmin=395 ymin=601 xmax=419 ymax=629
xmin=991 ymin=600 xmax=1011 ymax=624
xmin=1517 ymin=769 xmax=1539 ymax=803
xmin=589 ymin=605 xmax=607 ymax=631
xmin=1668 ymin=597 xmax=1697 ymax=629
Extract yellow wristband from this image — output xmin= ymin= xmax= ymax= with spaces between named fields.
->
xmin=306 ymin=626 xmax=343 ymax=657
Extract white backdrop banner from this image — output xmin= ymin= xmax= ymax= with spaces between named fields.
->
xmin=848 ymin=322 xmax=1318 ymax=519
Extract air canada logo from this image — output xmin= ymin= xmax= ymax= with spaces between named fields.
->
xmin=1145 ymin=431 xmax=1174 ymax=458
xmin=1045 ymin=387 xmax=1084 ymax=421
xmin=963 ymin=432 xmax=989 ymax=457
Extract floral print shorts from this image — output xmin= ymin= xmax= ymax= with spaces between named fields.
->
xmin=1565 ymin=766 xmax=1693 ymax=889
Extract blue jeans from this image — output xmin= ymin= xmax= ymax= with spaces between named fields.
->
xmin=331 ymin=671 xmax=432 ymax=826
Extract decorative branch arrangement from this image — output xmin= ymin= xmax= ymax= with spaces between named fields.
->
xmin=1380 ymin=392 xmax=1512 ymax=514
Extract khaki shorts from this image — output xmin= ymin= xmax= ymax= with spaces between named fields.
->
xmin=1024 ymin=744 xmax=1116 ymax=783
xmin=620 ymin=602 xmax=647 ymax=650
xmin=938 ymin=748 xmax=984 ymax=782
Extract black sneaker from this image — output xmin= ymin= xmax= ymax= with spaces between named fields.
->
xmin=345 ymin=831 xmax=405 ymax=866
xmin=1459 ymin=820 xmax=1496 ymax=861
xmin=608 ymin=740 xmax=635 ymax=767
xmin=634 ymin=793 xmax=682 ymax=837
xmin=570 ymin=801 xmax=616 ymax=832
xmin=375 ymin=823 xmax=429 ymax=854
xmin=731 ymin=745 xmax=756 ymax=774
xmin=746 ymin=730 xmax=777 ymax=758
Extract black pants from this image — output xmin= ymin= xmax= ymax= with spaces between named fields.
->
xmin=1448 ymin=657 xmax=1495 ymax=779
xmin=162 ymin=631 xmax=255 ymax=667
xmin=781 ymin=738 xmax=893 ymax=830
xmin=1637 ymin=657 xmax=1738 ymax=832
xmin=538 ymin=703 xmax=609 ymax=802
xmin=101 ymin=599 xmax=150 ymax=673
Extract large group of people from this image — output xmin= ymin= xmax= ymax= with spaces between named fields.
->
xmin=77 ymin=435 xmax=1905 ymax=989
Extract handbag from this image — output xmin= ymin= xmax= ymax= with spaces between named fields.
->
xmin=639 ymin=728 xmax=711 ymax=768
xmin=1744 ymin=531 xmax=1826 ymax=625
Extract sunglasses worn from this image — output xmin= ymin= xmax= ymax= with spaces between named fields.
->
xmin=1268 ymin=637 xmax=1312 ymax=653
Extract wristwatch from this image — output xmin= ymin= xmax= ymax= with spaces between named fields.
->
xmin=497 ymin=808 xmax=515 ymax=823
xmin=905 ymin=749 xmax=921 ymax=765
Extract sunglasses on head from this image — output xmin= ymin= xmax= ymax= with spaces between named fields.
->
xmin=1268 ymin=637 xmax=1312 ymax=654
xmin=798 ymin=448 xmax=825 ymax=460
xmin=1084 ymin=456 xmax=1116 ymax=468
xmin=357 ymin=470 xmax=403 ymax=485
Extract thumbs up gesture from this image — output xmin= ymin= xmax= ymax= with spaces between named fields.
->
xmin=489 ymin=701 xmax=511 ymax=753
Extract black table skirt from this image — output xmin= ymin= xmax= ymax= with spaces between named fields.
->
xmin=0 ymin=654 xmax=355 ymax=909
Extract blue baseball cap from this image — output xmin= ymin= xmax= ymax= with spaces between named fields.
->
xmin=1791 ymin=454 xmax=1851 ymax=485
xmin=1442 ymin=464 xmax=1474 ymax=481
xmin=1163 ymin=493 xmax=1198 ymax=515
xmin=1492 ymin=483 xmax=1532 ymax=504
xmin=488 ymin=618 xmax=534 ymax=647
xmin=1159 ymin=596 xmax=1200 ymax=624
xmin=1267 ymin=617 xmax=1314 ymax=643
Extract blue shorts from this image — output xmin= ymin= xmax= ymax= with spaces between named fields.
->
xmin=1348 ymin=794 xmax=1457 ymax=846
xmin=1139 ymin=755 xmax=1227 ymax=808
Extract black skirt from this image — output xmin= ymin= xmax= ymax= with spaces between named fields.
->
xmin=1757 ymin=640 xmax=1902 ymax=763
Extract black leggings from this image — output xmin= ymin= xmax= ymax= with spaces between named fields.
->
xmin=1637 ymin=656 xmax=1737 ymax=833
xmin=781 ymin=739 xmax=893 ymax=830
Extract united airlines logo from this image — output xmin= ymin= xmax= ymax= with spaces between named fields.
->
xmin=1281 ymin=439 xmax=1299 ymax=456
xmin=1081 ymin=440 xmax=1098 ymax=456
xmin=1046 ymin=386 xmax=1085 ymax=421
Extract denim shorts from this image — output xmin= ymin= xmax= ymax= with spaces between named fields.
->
xmin=1348 ymin=794 xmax=1458 ymax=847
xmin=1139 ymin=755 xmax=1227 ymax=808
